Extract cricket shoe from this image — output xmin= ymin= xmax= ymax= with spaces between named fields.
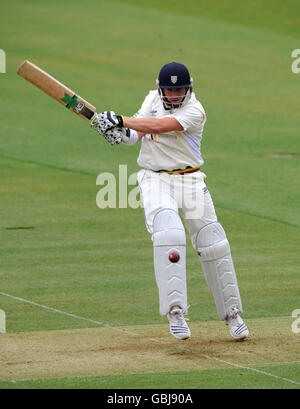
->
xmin=226 ymin=307 xmax=249 ymax=341
xmin=167 ymin=306 xmax=191 ymax=340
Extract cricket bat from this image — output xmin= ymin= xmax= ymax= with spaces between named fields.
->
xmin=17 ymin=60 xmax=96 ymax=120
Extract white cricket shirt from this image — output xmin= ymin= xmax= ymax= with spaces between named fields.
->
xmin=136 ymin=90 xmax=206 ymax=171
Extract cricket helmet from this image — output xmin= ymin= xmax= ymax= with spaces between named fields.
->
xmin=156 ymin=62 xmax=193 ymax=108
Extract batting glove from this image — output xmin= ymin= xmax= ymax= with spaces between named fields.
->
xmin=121 ymin=128 xmax=139 ymax=145
xmin=91 ymin=111 xmax=125 ymax=134
xmin=102 ymin=127 xmax=124 ymax=145
xmin=102 ymin=128 xmax=139 ymax=146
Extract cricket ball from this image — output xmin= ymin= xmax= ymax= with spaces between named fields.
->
xmin=169 ymin=251 xmax=180 ymax=263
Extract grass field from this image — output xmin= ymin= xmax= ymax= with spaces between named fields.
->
xmin=0 ymin=0 xmax=300 ymax=390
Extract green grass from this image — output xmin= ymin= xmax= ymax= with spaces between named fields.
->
xmin=0 ymin=0 xmax=300 ymax=389
xmin=1 ymin=364 xmax=299 ymax=389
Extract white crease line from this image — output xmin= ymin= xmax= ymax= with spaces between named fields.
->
xmin=0 ymin=291 xmax=141 ymax=337
xmin=202 ymin=354 xmax=300 ymax=386
xmin=0 ymin=291 xmax=104 ymax=326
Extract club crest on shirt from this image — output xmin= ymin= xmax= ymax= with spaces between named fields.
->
xmin=171 ymin=76 xmax=177 ymax=84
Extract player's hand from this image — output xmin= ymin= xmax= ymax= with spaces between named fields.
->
xmin=102 ymin=128 xmax=124 ymax=145
xmin=121 ymin=128 xmax=132 ymax=144
xmin=91 ymin=111 xmax=125 ymax=134
xmin=102 ymin=128 xmax=136 ymax=146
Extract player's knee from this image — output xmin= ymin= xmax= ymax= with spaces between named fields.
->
xmin=196 ymin=222 xmax=230 ymax=261
xmin=153 ymin=209 xmax=186 ymax=247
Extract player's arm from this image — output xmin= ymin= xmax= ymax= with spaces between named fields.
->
xmin=122 ymin=116 xmax=183 ymax=134
xmin=91 ymin=111 xmax=183 ymax=144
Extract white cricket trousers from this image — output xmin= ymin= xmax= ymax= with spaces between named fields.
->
xmin=137 ymin=169 xmax=218 ymax=247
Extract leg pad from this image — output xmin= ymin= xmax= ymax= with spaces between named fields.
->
xmin=153 ymin=209 xmax=187 ymax=316
xmin=196 ymin=222 xmax=242 ymax=320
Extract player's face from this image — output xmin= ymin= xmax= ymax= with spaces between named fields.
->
xmin=162 ymin=88 xmax=187 ymax=105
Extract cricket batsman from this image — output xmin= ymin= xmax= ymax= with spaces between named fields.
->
xmin=91 ymin=62 xmax=249 ymax=341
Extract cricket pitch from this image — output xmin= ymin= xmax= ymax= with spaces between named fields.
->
xmin=0 ymin=316 xmax=298 ymax=382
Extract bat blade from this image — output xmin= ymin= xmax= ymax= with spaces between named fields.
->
xmin=17 ymin=60 xmax=96 ymax=120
